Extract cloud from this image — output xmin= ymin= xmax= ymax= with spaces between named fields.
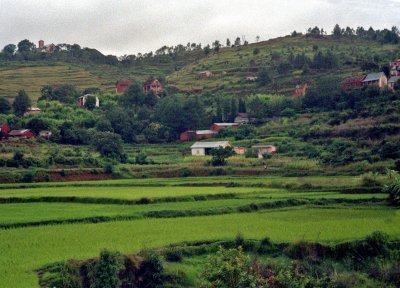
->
xmin=0 ymin=0 xmax=399 ymax=56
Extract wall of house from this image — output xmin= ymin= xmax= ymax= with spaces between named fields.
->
xmin=191 ymin=148 xmax=205 ymax=156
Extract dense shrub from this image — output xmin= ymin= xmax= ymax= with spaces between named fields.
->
xmin=89 ymin=249 xmax=123 ymax=288
xmin=383 ymin=178 xmax=400 ymax=206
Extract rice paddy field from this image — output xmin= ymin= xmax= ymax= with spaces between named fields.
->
xmin=0 ymin=175 xmax=398 ymax=287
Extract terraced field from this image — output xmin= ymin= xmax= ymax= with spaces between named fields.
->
xmin=0 ymin=175 xmax=397 ymax=287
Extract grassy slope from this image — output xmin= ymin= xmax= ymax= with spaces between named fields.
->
xmin=167 ymin=36 xmax=400 ymax=94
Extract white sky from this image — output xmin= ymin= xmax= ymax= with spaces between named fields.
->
xmin=0 ymin=0 xmax=399 ymax=56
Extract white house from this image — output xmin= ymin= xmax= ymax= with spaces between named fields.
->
xmin=190 ymin=141 xmax=231 ymax=156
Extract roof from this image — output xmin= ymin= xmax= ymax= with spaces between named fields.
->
xmin=195 ymin=130 xmax=218 ymax=135
xmin=212 ymin=123 xmax=239 ymax=126
xmin=26 ymin=107 xmax=41 ymax=112
xmin=343 ymin=75 xmax=366 ymax=83
xmin=252 ymin=145 xmax=276 ymax=149
xmin=143 ymin=78 xmax=160 ymax=86
xmin=198 ymin=70 xmax=212 ymax=74
xmin=389 ymin=76 xmax=400 ymax=83
xmin=191 ymin=141 xmax=230 ymax=149
xmin=79 ymin=94 xmax=98 ymax=99
xmin=9 ymin=129 xmax=31 ymax=136
xmin=363 ymin=72 xmax=385 ymax=82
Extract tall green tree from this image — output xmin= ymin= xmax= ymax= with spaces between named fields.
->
xmin=13 ymin=90 xmax=31 ymax=116
xmin=256 ymin=67 xmax=271 ymax=86
xmin=333 ymin=24 xmax=342 ymax=37
xmin=0 ymin=97 xmax=11 ymax=114
xmin=17 ymin=39 xmax=35 ymax=53
xmin=89 ymin=250 xmax=122 ymax=288
xmin=120 ymin=82 xmax=145 ymax=107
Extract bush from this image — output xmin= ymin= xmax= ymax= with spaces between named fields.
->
xmin=209 ymin=146 xmax=235 ymax=166
xmin=165 ymin=248 xmax=183 ymax=262
xmin=135 ymin=153 xmax=149 ymax=165
xmin=89 ymin=249 xmax=123 ymax=288
xmin=383 ymin=178 xmax=400 ymax=206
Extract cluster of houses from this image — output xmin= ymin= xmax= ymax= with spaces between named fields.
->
xmin=342 ymin=59 xmax=400 ymax=90
xmin=115 ymin=79 xmax=163 ymax=95
xmin=0 ymin=123 xmax=51 ymax=140
xmin=190 ymin=140 xmax=276 ymax=159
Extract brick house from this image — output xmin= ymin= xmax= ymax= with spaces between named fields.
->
xmin=9 ymin=129 xmax=34 ymax=139
xmin=180 ymin=130 xmax=218 ymax=141
xmin=252 ymin=145 xmax=277 ymax=158
xmin=342 ymin=76 xmax=366 ymax=90
xmin=115 ymin=80 xmax=133 ymax=94
xmin=143 ymin=79 xmax=163 ymax=95
xmin=362 ymin=72 xmax=388 ymax=89
xmin=0 ymin=123 xmax=10 ymax=138
xmin=210 ymin=123 xmax=240 ymax=132
xmin=390 ymin=59 xmax=400 ymax=76
xmin=197 ymin=71 xmax=213 ymax=79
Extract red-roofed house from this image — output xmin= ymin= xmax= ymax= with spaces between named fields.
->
xmin=9 ymin=129 xmax=34 ymax=139
xmin=342 ymin=75 xmax=366 ymax=90
xmin=143 ymin=79 xmax=163 ymax=95
xmin=210 ymin=123 xmax=240 ymax=132
xmin=115 ymin=80 xmax=133 ymax=94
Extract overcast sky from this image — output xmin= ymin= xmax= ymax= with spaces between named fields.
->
xmin=1 ymin=0 xmax=399 ymax=56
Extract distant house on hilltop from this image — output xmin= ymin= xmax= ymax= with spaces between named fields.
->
xmin=191 ymin=141 xmax=231 ymax=156
xmin=38 ymin=40 xmax=56 ymax=53
xmin=342 ymin=76 xmax=366 ymax=90
xmin=77 ymin=94 xmax=100 ymax=108
xmin=197 ymin=71 xmax=213 ymax=79
xmin=363 ymin=72 xmax=388 ymax=89
xmin=293 ymin=83 xmax=309 ymax=97
xmin=115 ymin=80 xmax=133 ymax=94
xmin=143 ymin=79 xmax=163 ymax=95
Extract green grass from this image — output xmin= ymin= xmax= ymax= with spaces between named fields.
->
xmin=0 ymin=206 xmax=399 ymax=287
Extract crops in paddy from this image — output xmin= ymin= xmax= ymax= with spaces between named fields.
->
xmin=0 ymin=175 xmax=398 ymax=287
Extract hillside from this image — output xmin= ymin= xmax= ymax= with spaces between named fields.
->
xmin=1 ymin=34 xmax=400 ymax=101
xmin=168 ymin=35 xmax=400 ymax=95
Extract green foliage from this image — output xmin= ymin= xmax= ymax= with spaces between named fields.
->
xmin=199 ymin=246 xmax=259 ymax=288
xmin=85 ymin=95 xmax=97 ymax=110
xmin=12 ymin=90 xmax=31 ymax=116
xmin=140 ymin=251 xmax=164 ymax=287
xmin=26 ymin=118 xmax=48 ymax=135
xmin=90 ymin=131 xmax=125 ymax=160
xmin=135 ymin=152 xmax=149 ymax=165
xmin=0 ymin=97 xmax=11 ymax=114
xmin=383 ymin=178 xmax=400 ymax=206
xmin=89 ymin=249 xmax=123 ymax=288
xmin=209 ymin=146 xmax=235 ymax=166
xmin=256 ymin=67 xmax=271 ymax=86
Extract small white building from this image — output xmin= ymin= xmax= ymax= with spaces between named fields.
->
xmin=77 ymin=94 xmax=100 ymax=108
xmin=252 ymin=145 xmax=277 ymax=158
xmin=191 ymin=141 xmax=231 ymax=156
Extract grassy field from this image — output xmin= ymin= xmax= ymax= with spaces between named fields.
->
xmin=0 ymin=175 xmax=397 ymax=287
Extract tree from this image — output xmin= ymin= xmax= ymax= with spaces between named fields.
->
xmin=199 ymin=246 xmax=261 ymax=288
xmin=84 ymin=95 xmax=97 ymax=110
xmin=256 ymin=67 xmax=271 ymax=86
xmin=383 ymin=178 xmax=400 ymax=206
xmin=90 ymin=131 xmax=125 ymax=160
xmin=204 ymin=45 xmax=211 ymax=56
xmin=209 ymin=146 xmax=235 ymax=166
xmin=0 ymin=97 xmax=11 ymax=114
xmin=17 ymin=39 xmax=35 ymax=53
xmin=213 ymin=40 xmax=221 ymax=53
xmin=2 ymin=44 xmax=16 ymax=59
xmin=13 ymin=90 xmax=31 ymax=116
xmin=394 ymin=79 xmax=400 ymax=91
xmin=226 ymin=38 xmax=231 ymax=47
xmin=333 ymin=24 xmax=342 ymax=38
xmin=119 ymin=82 xmax=145 ymax=107
xmin=27 ymin=118 xmax=48 ymax=135
xmin=256 ymin=35 xmax=260 ymax=42
xmin=253 ymin=48 xmax=260 ymax=55
xmin=89 ymin=250 xmax=123 ymax=288
xmin=234 ymin=37 xmax=241 ymax=47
